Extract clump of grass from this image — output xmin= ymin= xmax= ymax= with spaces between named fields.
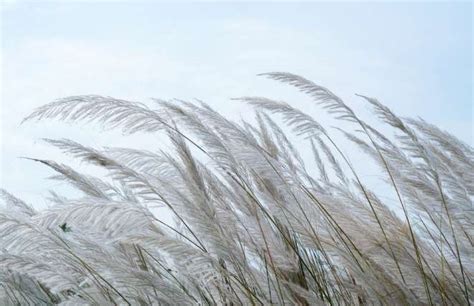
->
xmin=1 ymin=73 xmax=472 ymax=305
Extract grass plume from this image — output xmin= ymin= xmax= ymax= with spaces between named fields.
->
xmin=1 ymin=73 xmax=472 ymax=305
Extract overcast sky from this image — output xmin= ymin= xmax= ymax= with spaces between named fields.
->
xmin=1 ymin=1 xmax=472 ymax=209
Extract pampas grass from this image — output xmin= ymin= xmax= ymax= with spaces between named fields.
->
xmin=1 ymin=73 xmax=472 ymax=305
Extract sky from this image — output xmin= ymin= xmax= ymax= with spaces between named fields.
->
xmin=1 ymin=1 xmax=472 ymax=209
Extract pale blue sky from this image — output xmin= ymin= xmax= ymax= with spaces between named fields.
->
xmin=1 ymin=1 xmax=472 ymax=208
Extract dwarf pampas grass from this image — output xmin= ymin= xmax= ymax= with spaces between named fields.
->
xmin=1 ymin=73 xmax=472 ymax=305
